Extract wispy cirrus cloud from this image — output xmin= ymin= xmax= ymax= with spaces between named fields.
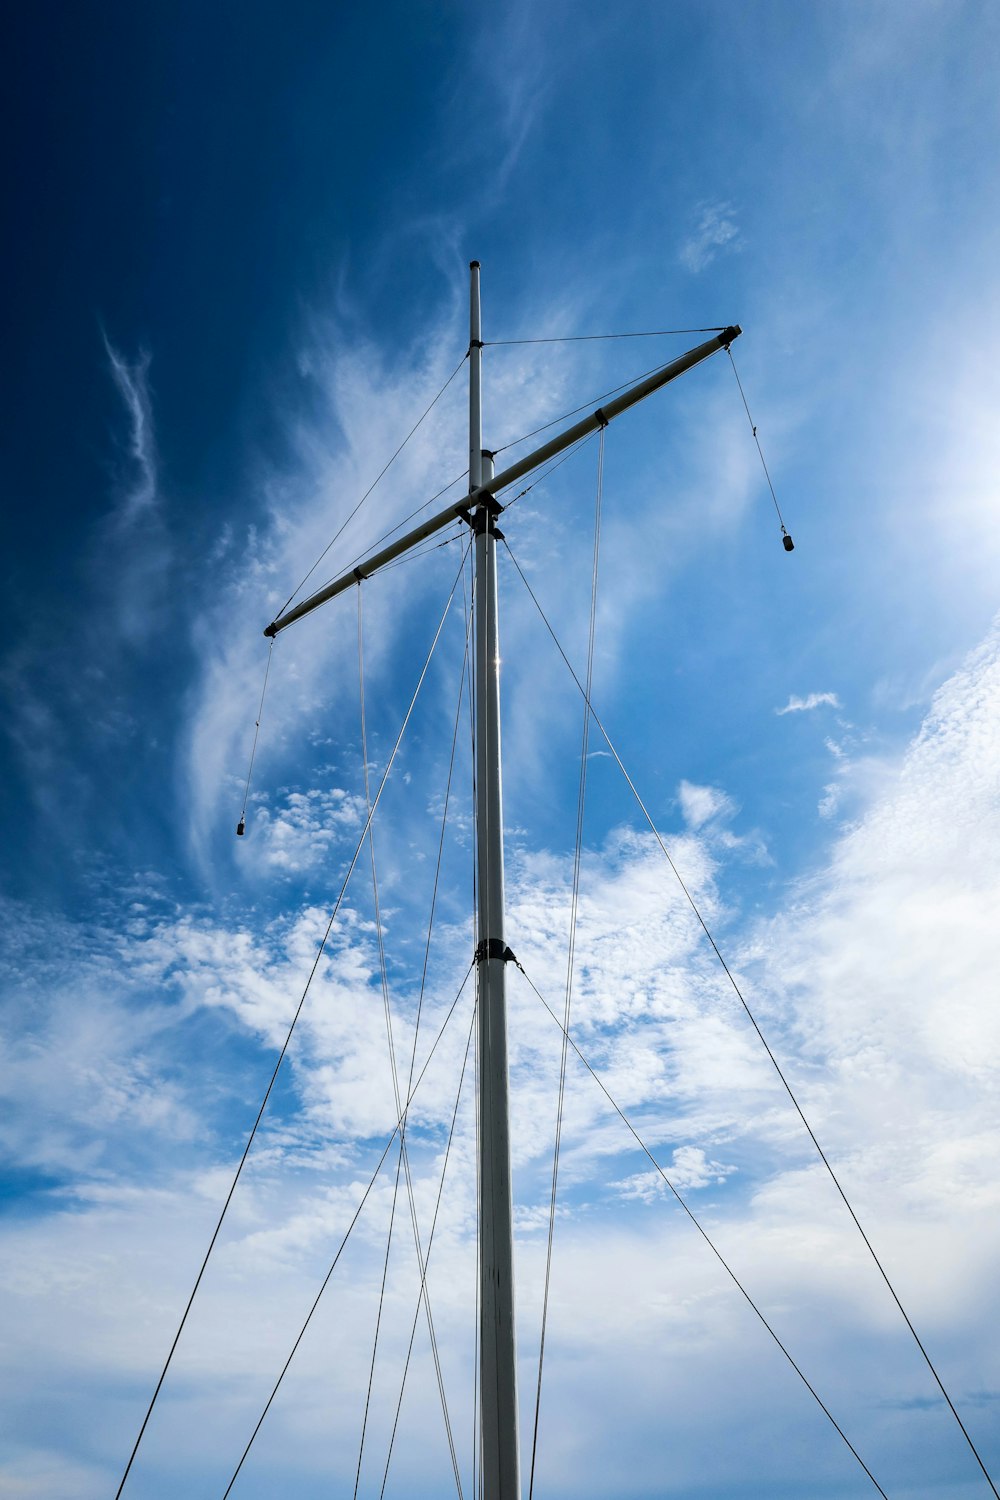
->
xmin=679 ymin=199 xmax=742 ymax=273
xmin=96 ymin=336 xmax=172 ymax=647
xmin=775 ymin=690 xmax=841 ymax=715
xmin=103 ymin=339 xmax=157 ymax=523
xmin=0 ymin=339 xmax=172 ymax=834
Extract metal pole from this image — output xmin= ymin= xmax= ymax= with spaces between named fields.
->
xmin=471 ymin=262 xmax=521 ymax=1500
xmin=470 ymin=262 xmax=483 ymax=494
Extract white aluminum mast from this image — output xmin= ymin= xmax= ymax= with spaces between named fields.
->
xmin=468 ymin=262 xmax=521 ymax=1500
xmin=263 ymin=266 xmax=740 ymax=1500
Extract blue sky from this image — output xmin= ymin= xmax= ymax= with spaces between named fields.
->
xmin=3 ymin=2 xmax=1000 ymax=1497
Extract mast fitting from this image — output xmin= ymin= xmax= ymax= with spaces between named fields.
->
xmin=475 ymin=937 xmax=517 ymax=964
xmin=594 ymin=407 xmax=610 ymax=428
xmin=720 ymin=324 xmax=743 ymax=348
xmin=458 ymin=494 xmax=505 ymax=536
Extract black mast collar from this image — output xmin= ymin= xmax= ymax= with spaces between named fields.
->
xmin=475 ymin=937 xmax=517 ymax=964
xmin=458 ymin=493 xmax=505 ymax=536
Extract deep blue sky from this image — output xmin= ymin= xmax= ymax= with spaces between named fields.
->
xmin=3 ymin=3 xmax=1000 ymax=1498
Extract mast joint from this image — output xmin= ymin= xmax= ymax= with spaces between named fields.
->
xmin=458 ymin=493 xmax=505 ymax=537
xmin=475 ymin=937 xmax=517 ymax=965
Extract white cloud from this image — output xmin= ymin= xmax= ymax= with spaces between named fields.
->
xmin=679 ymin=199 xmax=742 ymax=273
xmin=103 ymin=339 xmax=156 ymax=522
xmin=246 ymin=785 xmax=368 ymax=874
xmin=100 ymin=337 xmax=172 ymax=640
xmin=9 ymin=7 xmax=1000 ymax=1492
xmin=181 ymin=312 xmax=485 ymax=871
xmin=512 ymin=621 xmax=1000 ymax=1488
xmin=11 ymin=292 xmax=1000 ymax=1497
xmin=776 ymin=690 xmax=841 ymax=715
xmin=737 ymin=620 xmax=1000 ymax=1388
xmin=614 ymin=1146 xmax=737 ymax=1200
xmin=677 ymin=778 xmax=736 ymax=829
xmin=818 ymin=780 xmax=840 ymax=819
xmin=6 ymin=620 xmax=1000 ymax=1493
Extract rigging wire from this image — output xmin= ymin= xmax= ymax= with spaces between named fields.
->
xmin=485 ymin=326 xmax=728 ymax=346
xmin=113 ymin=549 xmax=469 ymax=1500
xmin=502 ymin=538 xmax=1000 ymax=1500
xmin=373 ymin=526 xmax=465 ymax=576
xmin=378 ymin=997 xmax=479 ymax=1500
xmin=416 ymin=565 xmax=477 ymax=1088
xmin=355 ymin=580 xmax=477 ymax=1500
xmin=498 ymin=434 xmax=598 ymax=515
xmin=726 ymin=346 xmax=792 ymax=542
xmin=461 ymin=551 xmax=483 ymax=1500
xmin=528 ymin=428 xmax=605 ymax=1500
xmin=355 ymin=585 xmax=465 ymax=1500
xmin=354 ymin=1131 xmax=403 ymax=1500
xmin=275 ymin=351 xmax=468 ymax=619
xmin=313 ymin=469 xmax=470 ymax=597
xmin=472 ymin=1005 xmax=482 ymax=1500
xmin=493 ymin=359 xmax=672 ymax=457
xmin=353 ymin=580 xmax=405 ymax=1500
xmin=218 ymin=966 xmax=476 ymax=1500
xmin=276 ymin=340 xmax=693 ymax=614
xmin=286 ymin=339 xmax=679 ymax=607
xmin=515 ymin=960 xmax=892 ymax=1500
xmin=237 ymin=638 xmax=274 ymax=836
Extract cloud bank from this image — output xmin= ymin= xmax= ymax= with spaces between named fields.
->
xmin=4 ymin=618 xmax=1000 ymax=1495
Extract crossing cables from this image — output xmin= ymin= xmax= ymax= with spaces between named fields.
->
xmin=276 ymin=350 xmax=469 ymax=620
xmin=501 ymin=536 xmax=1000 ymax=1500
xmin=113 ymin=546 xmax=470 ymax=1499
xmin=514 ymin=960 xmax=891 ymax=1500
xmin=528 ymin=426 xmax=605 ymax=1500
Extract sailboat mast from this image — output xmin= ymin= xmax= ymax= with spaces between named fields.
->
xmin=470 ymin=261 xmax=522 ymax=1500
xmin=257 ymin=266 xmax=742 ymax=1495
